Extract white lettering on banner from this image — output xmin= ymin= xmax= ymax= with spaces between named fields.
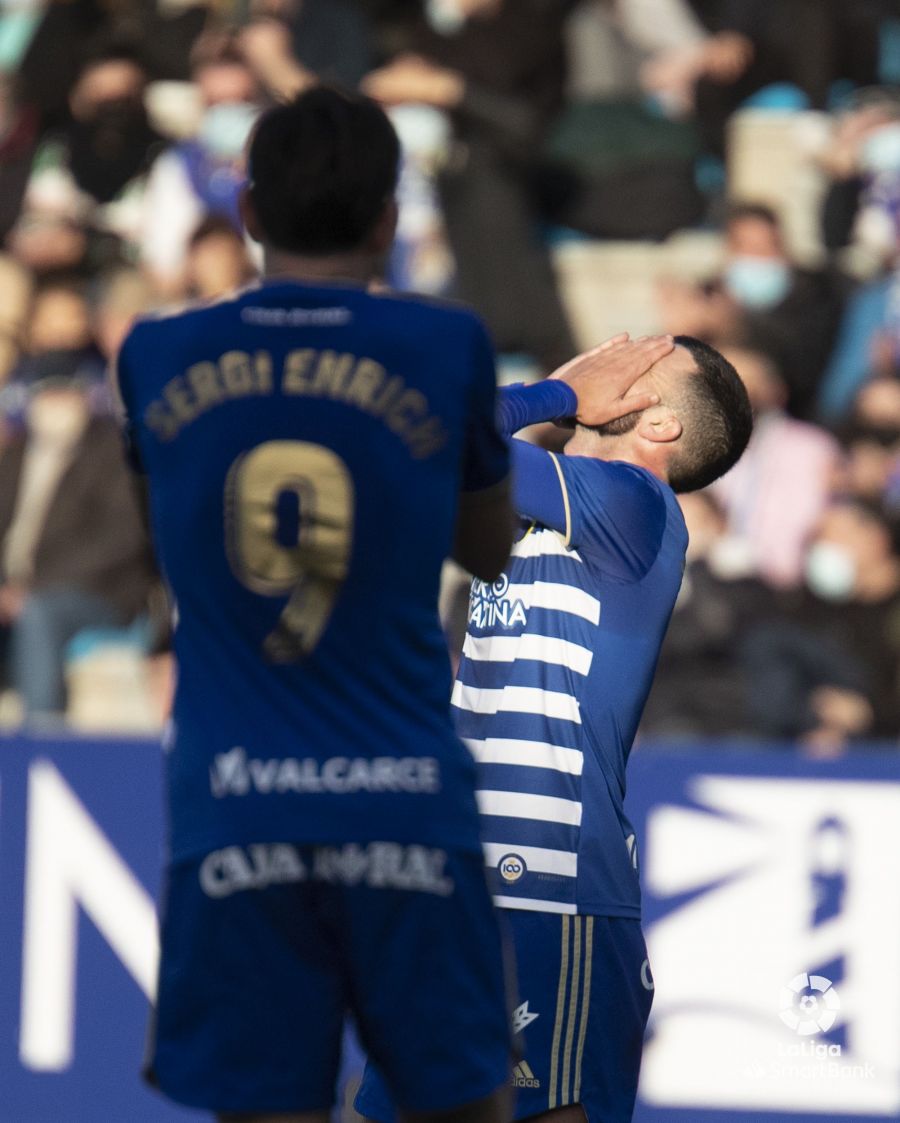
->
xmin=209 ymin=747 xmax=441 ymax=798
xmin=19 ymin=761 xmax=159 ymax=1072
xmin=640 ymin=775 xmax=900 ymax=1115
xmin=200 ymin=842 xmax=455 ymax=898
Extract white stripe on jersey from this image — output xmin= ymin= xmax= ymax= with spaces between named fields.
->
xmin=452 ymin=682 xmax=581 ymax=724
xmin=493 ymin=895 xmax=577 ymax=914
xmin=477 ymin=789 xmax=583 ymax=825
xmin=506 ymin=581 xmax=600 ymax=625
xmin=465 ymin=736 xmax=583 ymax=775
xmin=483 ymin=842 xmax=578 ymax=877
xmin=511 ymin=532 xmax=583 ymax=563
xmin=462 ymin=633 xmax=594 ymax=675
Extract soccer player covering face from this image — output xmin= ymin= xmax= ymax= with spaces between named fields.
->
xmin=357 ymin=334 xmax=753 ymax=1123
xmin=116 ymin=87 xmax=531 ymax=1123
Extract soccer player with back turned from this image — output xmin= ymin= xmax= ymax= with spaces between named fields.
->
xmin=115 ymin=88 xmax=624 ymax=1123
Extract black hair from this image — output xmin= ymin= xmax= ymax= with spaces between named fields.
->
xmin=78 ymin=39 xmax=147 ymax=77
xmin=725 ymin=200 xmax=781 ymax=229
xmin=667 ymin=335 xmax=753 ymax=493
xmin=247 ymin=86 xmax=401 ymax=256
xmin=189 ymin=29 xmax=248 ymax=74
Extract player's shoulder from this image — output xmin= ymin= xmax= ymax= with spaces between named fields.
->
xmin=561 ymin=455 xmax=686 ymax=559
xmin=367 ymin=288 xmax=489 ymax=338
xmin=125 ymin=285 xmax=256 ymax=343
xmin=563 ymin=454 xmax=668 ymax=505
xmin=126 ymin=282 xmax=255 ymax=330
xmin=601 ymin=460 xmax=686 ymax=541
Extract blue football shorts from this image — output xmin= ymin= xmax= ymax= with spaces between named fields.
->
xmin=146 ymin=841 xmax=513 ymax=1116
xmin=356 ymin=910 xmax=653 ymax=1123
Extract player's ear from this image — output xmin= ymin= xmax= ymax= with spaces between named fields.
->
xmin=636 ymin=406 xmax=682 ymax=445
xmin=369 ymin=197 xmax=399 ymax=255
xmin=240 ymin=186 xmax=263 ymax=244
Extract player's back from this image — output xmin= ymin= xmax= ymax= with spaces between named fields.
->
xmin=118 ymin=280 xmax=505 ymax=861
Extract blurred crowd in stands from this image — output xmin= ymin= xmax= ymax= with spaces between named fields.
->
xmin=0 ymin=0 xmax=897 ymax=750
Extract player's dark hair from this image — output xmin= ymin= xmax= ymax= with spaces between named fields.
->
xmin=247 ymin=86 xmax=401 ymax=256
xmin=667 ymin=335 xmax=753 ymax=493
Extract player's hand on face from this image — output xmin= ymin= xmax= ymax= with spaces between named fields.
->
xmin=548 ymin=334 xmax=672 ymax=428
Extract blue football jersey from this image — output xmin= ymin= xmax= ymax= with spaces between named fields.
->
xmin=117 ymin=280 xmax=509 ymax=861
xmin=453 ymin=443 xmax=687 ymax=916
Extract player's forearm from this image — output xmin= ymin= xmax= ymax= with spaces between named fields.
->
xmin=496 ymin=381 xmax=577 ymax=437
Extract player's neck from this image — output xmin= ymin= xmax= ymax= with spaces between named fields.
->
xmin=565 ymin=427 xmax=669 ymax=483
xmin=263 ymin=247 xmax=381 ymax=287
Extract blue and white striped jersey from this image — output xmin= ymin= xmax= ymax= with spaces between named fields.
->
xmin=453 ymin=394 xmax=687 ymax=916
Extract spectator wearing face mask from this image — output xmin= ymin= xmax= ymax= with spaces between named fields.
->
xmin=0 ymin=373 xmax=155 ymax=723
xmin=14 ymin=41 xmax=165 ymax=269
xmin=18 ymin=43 xmax=163 ymax=255
xmin=741 ymin=499 xmax=900 ymax=752
xmin=63 ymin=44 xmax=162 ymax=207
xmin=659 ymin=202 xmax=847 ymax=419
xmin=140 ymin=33 xmax=262 ymax=295
xmin=0 ymin=281 xmax=108 ymax=426
xmin=710 ymin=346 xmax=841 ymax=589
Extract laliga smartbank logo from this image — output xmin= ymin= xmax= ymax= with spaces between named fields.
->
xmin=774 ymin=972 xmax=844 ymax=1066
xmin=779 ymin=973 xmax=841 ymax=1037
xmin=757 ymin=973 xmax=878 ymax=1080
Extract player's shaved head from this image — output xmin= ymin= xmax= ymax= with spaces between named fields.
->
xmin=664 ymin=335 xmax=752 ymax=491
xmin=579 ymin=336 xmax=752 ymax=492
xmin=247 ymin=86 xmax=401 ymax=256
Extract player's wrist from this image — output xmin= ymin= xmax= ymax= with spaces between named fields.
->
xmin=497 ymin=381 xmax=578 ymax=435
xmin=536 ymin=379 xmax=578 ymax=422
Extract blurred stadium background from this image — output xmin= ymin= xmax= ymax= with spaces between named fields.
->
xmin=0 ymin=0 xmax=899 ymax=1120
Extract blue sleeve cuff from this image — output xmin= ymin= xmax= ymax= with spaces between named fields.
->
xmin=497 ymin=381 xmax=577 ymax=436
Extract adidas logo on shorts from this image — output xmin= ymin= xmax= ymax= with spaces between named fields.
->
xmin=511 ymin=1061 xmax=541 ymax=1089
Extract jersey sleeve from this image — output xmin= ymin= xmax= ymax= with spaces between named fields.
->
xmin=497 ymin=380 xmax=577 ymax=437
xmin=460 ymin=318 xmax=510 ymax=496
xmin=516 ymin=447 xmax=668 ymax=581
xmin=510 ymin=439 xmax=570 ymax=531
